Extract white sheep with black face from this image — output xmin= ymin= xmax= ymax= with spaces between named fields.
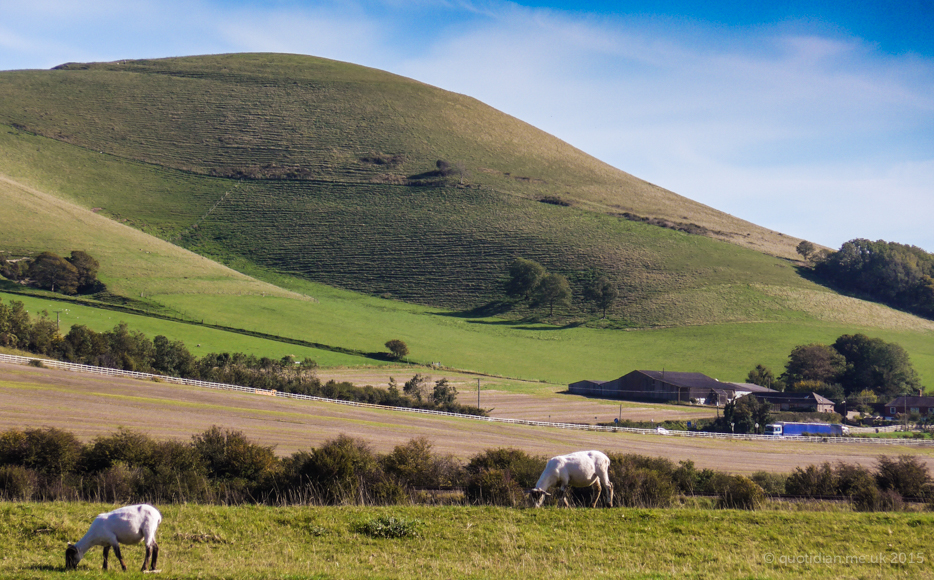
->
xmin=65 ymin=504 xmax=161 ymax=572
xmin=528 ymin=450 xmax=613 ymax=508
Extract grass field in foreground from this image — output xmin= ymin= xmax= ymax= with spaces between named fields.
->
xmin=2 ymin=502 xmax=933 ymax=580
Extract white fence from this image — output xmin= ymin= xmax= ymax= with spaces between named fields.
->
xmin=2 ymin=353 xmax=930 ymax=446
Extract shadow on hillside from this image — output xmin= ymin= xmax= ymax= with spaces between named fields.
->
xmin=436 ymin=300 xmax=515 ymax=319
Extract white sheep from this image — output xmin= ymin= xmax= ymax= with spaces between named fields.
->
xmin=65 ymin=504 xmax=162 ymax=572
xmin=528 ymin=450 xmax=613 ymax=508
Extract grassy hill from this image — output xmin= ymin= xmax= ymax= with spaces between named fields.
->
xmin=0 ymin=53 xmax=812 ymax=323
xmin=1 ymin=53 xmax=933 ymax=387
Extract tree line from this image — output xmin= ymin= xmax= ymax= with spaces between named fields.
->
xmin=0 ymin=298 xmax=484 ymax=416
xmin=745 ymin=333 xmax=921 ymax=410
xmin=799 ymin=238 xmax=934 ymax=320
xmin=0 ymin=426 xmax=927 ymax=512
xmin=0 ymin=250 xmax=103 ymax=295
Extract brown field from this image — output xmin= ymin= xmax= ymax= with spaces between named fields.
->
xmin=2 ymin=362 xmax=932 ymax=475
xmin=314 ymin=367 xmax=717 ymax=423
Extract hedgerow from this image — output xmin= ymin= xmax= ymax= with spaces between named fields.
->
xmin=0 ymin=425 xmax=925 ymax=512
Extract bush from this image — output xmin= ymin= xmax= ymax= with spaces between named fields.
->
xmin=0 ymin=465 xmax=35 ymax=500
xmin=785 ymin=463 xmax=835 ymax=497
xmin=750 ymin=471 xmax=787 ymax=496
xmin=381 ymin=436 xmax=460 ymax=490
xmin=353 ymin=515 xmax=422 ymax=539
xmin=464 ymin=448 xmax=543 ymax=489
xmin=285 ymin=435 xmax=383 ymax=505
xmin=876 ymin=455 xmax=931 ymax=499
xmin=22 ymin=427 xmax=83 ymax=475
xmin=850 ymin=479 xmax=883 ymax=511
xmin=80 ymin=428 xmax=156 ymax=473
xmin=464 ymin=468 xmax=526 ymax=506
xmin=604 ymin=454 xmax=676 ymax=508
xmin=717 ymin=475 xmax=764 ymax=510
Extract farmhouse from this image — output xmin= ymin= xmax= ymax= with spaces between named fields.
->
xmin=568 ymin=370 xmax=775 ymax=405
xmin=883 ymin=395 xmax=934 ymax=419
xmin=749 ymin=391 xmax=835 ymax=413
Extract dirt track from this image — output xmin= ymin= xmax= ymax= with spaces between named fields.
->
xmin=2 ymin=362 xmax=932 ymax=474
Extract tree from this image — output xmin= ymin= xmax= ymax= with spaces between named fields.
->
xmin=832 ymin=334 xmax=920 ymax=399
xmin=781 ymin=343 xmax=846 ymax=386
xmin=714 ymin=395 xmax=772 ymax=434
xmin=796 ymin=240 xmax=816 ymax=261
xmin=431 ymin=378 xmax=458 ymax=407
xmin=404 ymin=374 xmax=430 ymax=403
xmin=534 ymin=273 xmax=572 ymax=316
xmin=385 ymin=339 xmax=409 ymax=360
xmin=746 ymin=364 xmax=775 ymax=388
xmin=587 ymin=276 xmax=618 ymax=318
xmin=505 ymin=258 xmax=546 ymax=301
xmin=66 ymin=250 xmax=101 ymax=292
xmin=28 ymin=252 xmax=79 ymax=294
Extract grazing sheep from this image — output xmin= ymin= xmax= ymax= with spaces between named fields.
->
xmin=65 ymin=504 xmax=162 ymax=572
xmin=528 ymin=450 xmax=613 ymax=508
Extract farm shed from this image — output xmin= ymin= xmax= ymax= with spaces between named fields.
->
xmin=569 ymin=370 xmax=773 ymax=405
xmin=883 ymin=395 xmax=934 ymax=419
xmin=750 ymin=392 xmax=835 ymax=413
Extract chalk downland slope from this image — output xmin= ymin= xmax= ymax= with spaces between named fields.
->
xmin=0 ymin=53 xmax=821 ymax=326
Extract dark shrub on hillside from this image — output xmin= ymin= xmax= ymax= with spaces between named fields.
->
xmin=785 ymin=463 xmax=836 ymax=497
xmin=0 ymin=464 xmax=35 ymax=500
xmin=876 ymin=455 xmax=931 ymax=499
xmin=716 ymin=475 xmax=765 ymax=510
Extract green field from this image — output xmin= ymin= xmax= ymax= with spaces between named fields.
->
xmin=3 ymin=502 xmax=932 ymax=579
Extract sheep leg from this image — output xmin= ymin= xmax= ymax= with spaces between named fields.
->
xmin=103 ymin=545 xmax=110 ymax=570
xmin=559 ymin=486 xmax=569 ymax=508
xmin=150 ymin=542 xmax=159 ymax=570
xmin=142 ymin=544 xmax=152 ymax=572
xmin=112 ymin=543 xmax=127 ymax=571
xmin=591 ymin=480 xmax=602 ymax=508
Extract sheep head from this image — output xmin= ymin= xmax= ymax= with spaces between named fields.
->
xmin=527 ymin=487 xmax=551 ymax=507
xmin=65 ymin=543 xmax=81 ymax=570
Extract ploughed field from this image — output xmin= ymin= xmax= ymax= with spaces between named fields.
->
xmin=3 ymin=362 xmax=932 ymax=475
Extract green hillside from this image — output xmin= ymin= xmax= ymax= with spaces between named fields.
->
xmin=0 ymin=53 xmax=810 ymax=325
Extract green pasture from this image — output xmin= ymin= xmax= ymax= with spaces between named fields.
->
xmin=2 ymin=502 xmax=933 ymax=579
xmin=0 ymin=292 xmax=378 ymax=368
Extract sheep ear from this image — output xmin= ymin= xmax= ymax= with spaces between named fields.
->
xmin=543 ymin=491 xmax=552 ymax=496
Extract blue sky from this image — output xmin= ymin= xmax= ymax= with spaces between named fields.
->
xmin=2 ymin=1 xmax=932 ymax=251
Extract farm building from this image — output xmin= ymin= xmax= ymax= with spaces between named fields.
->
xmin=749 ymin=391 xmax=835 ymax=413
xmin=883 ymin=395 xmax=934 ymax=419
xmin=568 ymin=370 xmax=775 ymax=405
